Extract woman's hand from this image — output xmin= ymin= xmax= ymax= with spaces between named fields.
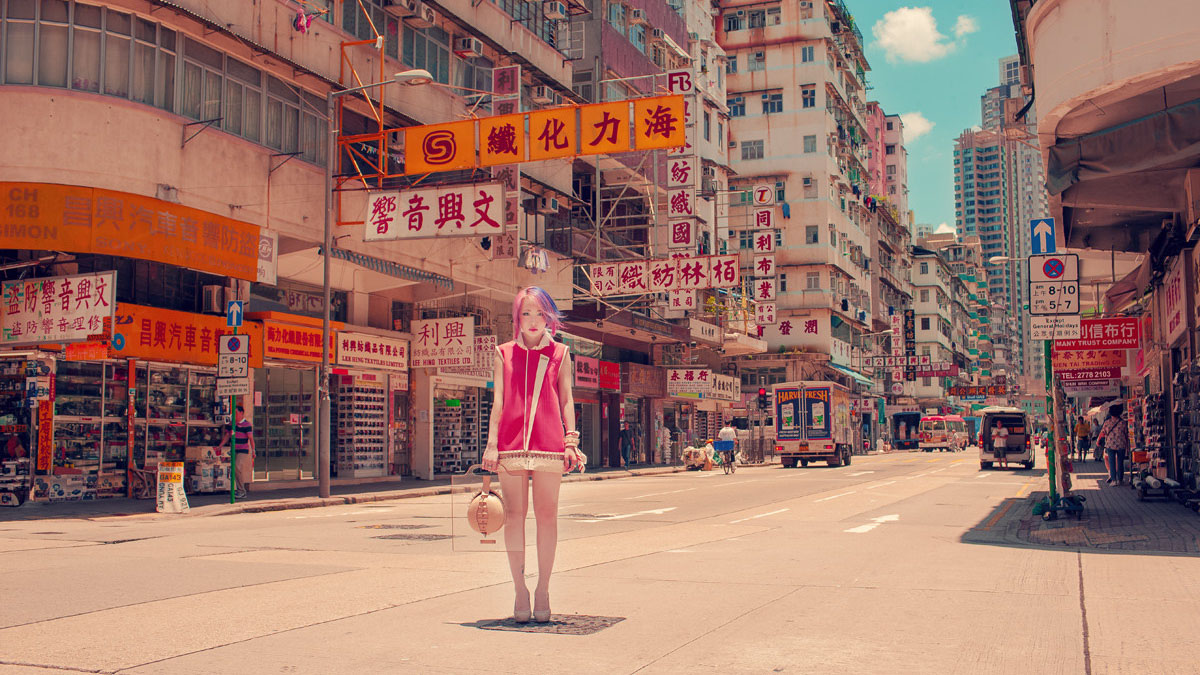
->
xmin=482 ymin=441 xmax=499 ymax=473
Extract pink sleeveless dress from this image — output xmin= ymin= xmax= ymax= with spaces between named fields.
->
xmin=496 ymin=332 xmax=569 ymax=473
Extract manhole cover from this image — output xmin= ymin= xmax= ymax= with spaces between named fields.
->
xmin=359 ymin=524 xmax=433 ymax=530
xmin=372 ymin=533 xmax=453 ymax=541
xmin=469 ymin=614 xmax=625 ymax=635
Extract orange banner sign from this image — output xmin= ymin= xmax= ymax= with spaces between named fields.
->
xmin=579 ymin=101 xmax=631 ymax=156
xmin=633 ymin=96 xmax=686 ymax=150
xmin=0 ymin=183 xmax=263 ymax=281
xmin=528 ymin=107 xmax=578 ymax=161
xmin=1052 ymin=348 xmax=1126 ymax=372
xmin=262 ymin=320 xmax=334 ymax=364
xmin=37 ymin=401 xmax=52 ymax=472
xmin=111 ymin=303 xmax=264 ymax=368
xmin=405 ymin=120 xmax=477 ymax=174
xmin=479 ymin=114 xmax=526 ymax=167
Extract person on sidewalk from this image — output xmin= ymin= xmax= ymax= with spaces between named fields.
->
xmin=481 ymin=287 xmax=583 ymax=624
xmin=1073 ymin=416 xmax=1091 ymax=462
xmin=619 ymin=428 xmax=632 ymax=468
xmin=219 ymin=406 xmax=255 ymax=498
xmin=1099 ymin=405 xmax=1129 ymax=485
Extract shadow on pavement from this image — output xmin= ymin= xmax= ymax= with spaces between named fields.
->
xmin=962 ymin=459 xmax=1200 ymax=557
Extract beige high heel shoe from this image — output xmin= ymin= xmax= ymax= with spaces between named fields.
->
xmin=532 ymin=589 xmax=551 ymax=623
xmin=513 ymin=589 xmax=531 ymax=623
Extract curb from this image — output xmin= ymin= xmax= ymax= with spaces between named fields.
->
xmin=194 ymin=465 xmax=689 ymax=518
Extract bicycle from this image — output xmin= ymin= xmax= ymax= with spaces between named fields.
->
xmin=715 ymin=440 xmax=736 ymax=474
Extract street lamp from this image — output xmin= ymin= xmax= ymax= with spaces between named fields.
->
xmin=319 ymin=70 xmax=423 ymax=498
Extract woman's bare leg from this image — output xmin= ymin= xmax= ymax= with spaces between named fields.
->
xmin=530 ymin=470 xmax=563 ymax=614
xmin=498 ymin=470 xmax=530 ymax=614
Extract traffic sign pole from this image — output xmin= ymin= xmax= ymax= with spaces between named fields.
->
xmin=230 ymin=323 xmax=238 ymax=505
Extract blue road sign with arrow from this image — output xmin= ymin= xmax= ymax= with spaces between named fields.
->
xmin=1030 ymin=218 xmax=1056 ymax=255
xmin=227 ymin=300 xmax=243 ymax=328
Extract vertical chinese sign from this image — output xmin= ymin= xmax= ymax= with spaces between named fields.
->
xmin=665 ymin=70 xmax=699 ymax=314
xmin=491 ymin=64 xmax=524 ymax=262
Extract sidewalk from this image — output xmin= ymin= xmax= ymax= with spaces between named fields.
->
xmin=967 ymin=457 xmax=1200 ymax=555
xmin=0 ymin=463 xmax=689 ymax=522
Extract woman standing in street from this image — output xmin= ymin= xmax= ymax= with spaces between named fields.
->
xmin=482 ymin=287 xmax=582 ymax=623
xmin=1098 ymin=405 xmax=1129 ymax=485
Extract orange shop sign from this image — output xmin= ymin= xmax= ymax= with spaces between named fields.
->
xmin=263 ymin=320 xmax=334 ymax=364
xmin=111 ymin=303 xmax=264 ymax=368
xmin=1051 ymin=348 xmax=1126 ymax=373
xmin=0 ymin=183 xmax=265 ymax=282
xmin=400 ymin=96 xmax=685 ymax=177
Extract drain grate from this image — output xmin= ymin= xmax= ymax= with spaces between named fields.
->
xmin=469 ymin=614 xmax=626 ymax=635
xmin=372 ymin=533 xmax=454 ymax=541
xmin=32 ymin=532 xmax=65 ymax=535
xmin=562 ymin=514 xmax=612 ymax=519
xmin=359 ymin=524 xmax=433 ymax=530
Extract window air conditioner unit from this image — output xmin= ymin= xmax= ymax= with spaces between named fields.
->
xmin=544 ymin=0 xmax=567 ymax=20
xmin=454 ymin=37 xmax=483 ymax=59
xmin=531 ymin=85 xmax=555 ymax=104
xmin=384 ymin=0 xmax=415 ymax=17
xmin=406 ymin=2 xmax=435 ymax=28
xmin=630 ymin=9 xmax=648 ymax=25
xmin=202 ymin=286 xmax=225 ymax=314
xmin=537 ymin=196 xmax=561 ymax=214
xmin=799 ymin=1 xmax=812 ymax=8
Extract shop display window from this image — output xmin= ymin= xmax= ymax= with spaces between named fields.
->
xmin=333 ymin=376 xmax=386 ymax=478
xmin=254 ymin=367 xmax=316 ymax=481
xmin=51 ymin=361 xmax=132 ymax=498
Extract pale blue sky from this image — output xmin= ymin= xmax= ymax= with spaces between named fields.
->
xmin=851 ymin=2 xmax=1020 ymax=232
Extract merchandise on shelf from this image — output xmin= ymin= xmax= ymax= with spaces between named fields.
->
xmin=333 ymin=376 xmax=386 ymax=478
xmin=1172 ymin=360 xmax=1200 ymax=494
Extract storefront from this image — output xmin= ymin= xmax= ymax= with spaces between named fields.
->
xmin=333 ymin=331 xmax=411 ymax=479
xmin=622 ymin=362 xmax=664 ymax=465
xmin=573 ymin=355 xmax=602 ymax=468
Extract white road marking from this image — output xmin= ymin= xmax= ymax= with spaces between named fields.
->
xmin=848 ymin=471 xmax=874 ymax=477
xmin=865 ymin=480 xmax=896 ymax=489
xmin=577 ymin=507 xmax=677 ymax=523
xmin=930 ymin=468 xmax=947 ymax=473
xmin=626 ymin=487 xmax=697 ymax=500
xmin=729 ymin=508 xmax=789 ymax=524
xmin=815 ymin=491 xmax=855 ymax=503
xmin=291 ymin=510 xmax=373 ymax=519
xmin=844 ymin=514 xmax=899 ymax=534
xmin=976 ymin=474 xmax=990 ymax=479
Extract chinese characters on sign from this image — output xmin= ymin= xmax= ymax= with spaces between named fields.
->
xmin=669 ymin=219 xmax=695 ymax=249
xmin=590 ymin=255 xmax=740 ymax=296
xmin=411 ymin=317 xmax=476 ymax=367
xmin=364 ymin=183 xmax=505 ymax=241
xmin=262 ymin=321 xmax=332 ymax=364
xmin=1052 ymin=318 xmax=1140 ymax=351
xmin=669 ymin=290 xmax=696 ymax=311
xmin=1 ymin=272 xmax=114 ymax=345
xmin=709 ymin=374 xmax=739 ymax=401
xmin=756 ymin=302 xmax=777 ymax=326
xmin=336 ymin=332 xmax=409 ymax=372
xmin=574 ymin=355 xmax=600 ymax=388
xmin=1162 ymin=258 xmax=1186 ymax=345
xmin=443 ymin=335 xmax=498 ymax=379
xmin=666 ymin=367 xmax=711 ymax=396
xmin=113 ymin=304 xmax=265 ymax=367
xmin=948 ymin=386 xmax=1007 ymax=398
xmin=1052 ymin=348 xmax=1126 ymax=372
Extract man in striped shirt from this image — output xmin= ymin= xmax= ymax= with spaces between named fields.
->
xmin=220 ymin=406 xmax=256 ymax=498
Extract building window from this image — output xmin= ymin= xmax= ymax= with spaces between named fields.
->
xmin=801 ymin=85 xmax=815 ymax=108
xmin=748 ymin=51 xmax=765 ymax=72
xmin=921 ymin=317 xmax=931 ymax=330
xmin=630 ymin=23 xmax=647 ymax=53
xmin=740 ymin=139 xmax=764 ymax=160
xmin=703 ymin=111 xmax=711 ymax=141
xmin=779 ymin=274 xmax=787 ymax=292
xmin=402 ymin=25 xmax=451 ymax=85
xmin=748 ymin=10 xmax=766 ymax=28
xmin=723 ymin=13 xmax=743 ymax=31
xmin=886 ymin=120 xmax=894 ymax=131
xmin=920 ymin=262 xmax=929 ymax=274
xmin=801 ymin=45 xmax=814 ymax=62
xmin=885 ymin=144 xmax=896 ymax=155
xmin=728 ymin=96 xmax=745 ymax=117
xmin=775 ymin=181 xmax=785 ymax=202
xmin=886 ymin=164 xmax=897 ymax=176
xmin=920 ymin=289 xmax=929 ymax=303
xmin=803 ymin=134 xmax=816 ymax=153
xmin=726 ymin=55 xmax=738 ymax=74
xmin=806 ymin=272 xmax=820 ymax=289
xmin=922 ymin=377 xmax=932 ymax=387
xmin=761 ymin=92 xmax=782 ymax=114
xmin=608 ymin=2 xmax=627 ymax=35
xmin=805 ymin=226 xmax=819 ymax=244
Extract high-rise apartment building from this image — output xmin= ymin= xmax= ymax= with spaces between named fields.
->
xmin=953 ymin=54 xmax=1048 ymax=388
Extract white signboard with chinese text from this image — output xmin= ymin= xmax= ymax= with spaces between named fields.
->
xmin=753 ymin=255 xmax=775 ymax=277
xmin=1 ymin=272 xmax=115 ymax=346
xmin=1162 ymin=256 xmax=1187 ymax=345
xmin=709 ymin=255 xmax=740 ymax=289
xmin=752 ymin=231 xmax=775 ymax=253
xmin=667 ymin=188 xmax=696 ymax=219
xmin=666 ymin=367 xmax=712 ymax=396
xmin=754 ymin=277 xmax=777 ymax=302
xmin=443 ymin=334 xmax=498 ymax=379
xmin=756 ymin=302 xmax=777 ymax=325
xmin=590 ymin=263 xmax=618 ymax=296
xmin=667 ymin=157 xmax=695 ymax=188
xmin=753 ymin=208 xmax=775 ymax=229
xmin=668 ymin=219 xmax=695 ymax=249
xmin=1030 ymin=315 xmax=1081 ymax=341
xmin=618 ymin=261 xmax=650 ymax=295
xmin=337 ymin=332 xmax=410 ymax=372
xmin=710 ymin=374 xmax=739 ymax=401
xmin=364 ymin=183 xmax=505 ymax=241
xmin=411 ymin=317 xmax=476 ymax=367
xmin=668 ymin=290 xmax=696 ymax=312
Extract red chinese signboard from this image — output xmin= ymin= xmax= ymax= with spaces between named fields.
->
xmin=262 ymin=320 xmax=332 ymax=364
xmin=113 ymin=304 xmax=265 ymax=368
xmin=1052 ymin=317 xmax=1140 ymax=351
xmin=1058 ymin=367 xmax=1121 ymax=382
xmin=598 ymin=360 xmax=620 ymax=390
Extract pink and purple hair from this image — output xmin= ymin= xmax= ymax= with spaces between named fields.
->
xmin=512 ymin=286 xmax=563 ymax=337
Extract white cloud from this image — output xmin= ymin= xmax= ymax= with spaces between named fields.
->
xmin=935 ymin=222 xmax=955 ymax=234
xmin=954 ymin=15 xmax=979 ymax=38
xmin=900 ymin=111 xmax=935 ymax=142
xmin=871 ymin=7 xmax=978 ymax=64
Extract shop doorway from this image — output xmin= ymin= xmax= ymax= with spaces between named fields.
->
xmin=253 ymin=367 xmax=317 ymax=481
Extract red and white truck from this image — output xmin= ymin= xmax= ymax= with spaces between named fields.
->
xmin=773 ymin=381 xmax=854 ymax=468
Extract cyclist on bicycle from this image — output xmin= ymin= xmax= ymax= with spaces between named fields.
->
xmin=716 ymin=423 xmax=738 ymax=470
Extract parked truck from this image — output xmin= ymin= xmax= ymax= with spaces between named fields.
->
xmin=773 ymin=381 xmax=854 ymax=468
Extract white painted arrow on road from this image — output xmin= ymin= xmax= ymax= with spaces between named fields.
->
xmin=577 ymin=507 xmax=677 ymax=523
xmin=844 ymin=514 xmax=900 ymax=534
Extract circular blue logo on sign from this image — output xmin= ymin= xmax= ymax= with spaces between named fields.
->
xmin=112 ymin=333 xmax=125 ymax=351
xmin=226 ymin=336 xmax=241 ymax=351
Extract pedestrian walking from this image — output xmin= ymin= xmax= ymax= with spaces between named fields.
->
xmin=219 ymin=406 xmax=255 ymax=498
xmin=619 ymin=428 xmax=632 ymax=468
xmin=1098 ymin=405 xmax=1129 ymax=485
xmin=1073 ymin=416 xmax=1091 ymax=461
xmin=481 ymin=286 xmax=584 ymax=624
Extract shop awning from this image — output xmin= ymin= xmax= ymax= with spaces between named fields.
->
xmin=830 ymin=363 xmax=873 ymax=388
xmin=326 ymin=248 xmax=453 ymax=289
